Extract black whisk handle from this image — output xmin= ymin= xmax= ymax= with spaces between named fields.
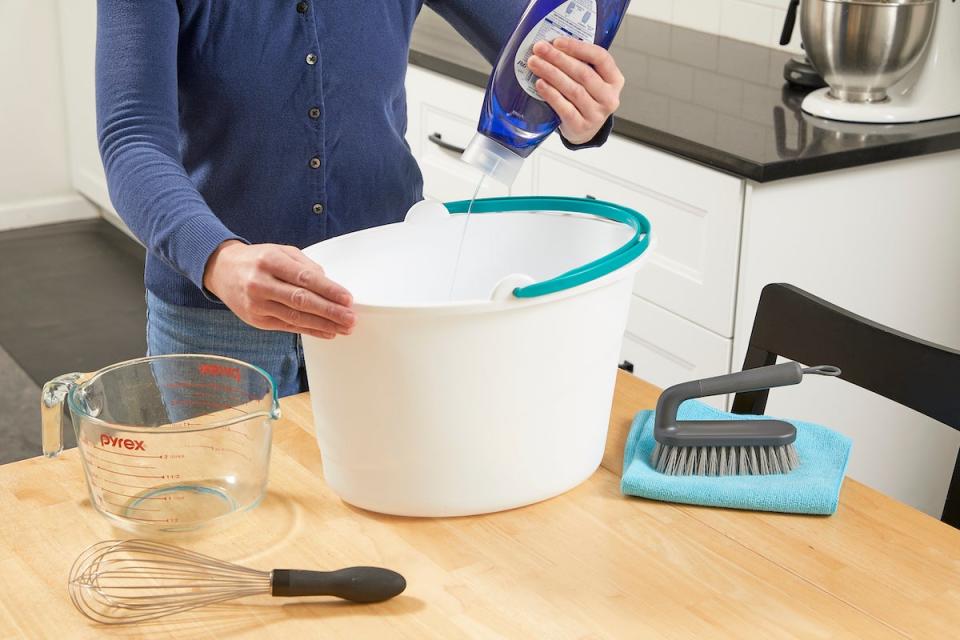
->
xmin=271 ymin=567 xmax=407 ymax=602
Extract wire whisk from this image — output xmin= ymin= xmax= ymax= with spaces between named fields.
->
xmin=68 ymin=539 xmax=406 ymax=625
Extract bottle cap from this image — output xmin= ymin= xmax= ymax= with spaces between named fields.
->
xmin=461 ymin=134 xmax=524 ymax=187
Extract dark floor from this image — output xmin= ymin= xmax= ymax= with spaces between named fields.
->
xmin=0 ymin=219 xmax=147 ymax=464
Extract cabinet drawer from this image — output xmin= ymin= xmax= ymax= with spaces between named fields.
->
xmin=620 ymin=295 xmax=732 ymax=409
xmin=536 ymin=136 xmax=744 ymax=337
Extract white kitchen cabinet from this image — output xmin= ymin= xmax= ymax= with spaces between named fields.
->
xmin=535 ymin=136 xmax=744 ymax=338
xmin=735 ymin=152 xmax=960 ymax=517
xmin=621 ymin=296 xmax=732 ymax=409
xmin=406 ymin=69 xmax=747 ymax=347
xmin=406 ymin=66 xmax=743 ymax=391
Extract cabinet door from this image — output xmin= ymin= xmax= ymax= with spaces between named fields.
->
xmin=620 ymin=295 xmax=732 ymax=409
xmin=536 ymin=136 xmax=744 ymax=338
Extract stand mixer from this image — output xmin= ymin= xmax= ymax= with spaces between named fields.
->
xmin=801 ymin=0 xmax=960 ymax=124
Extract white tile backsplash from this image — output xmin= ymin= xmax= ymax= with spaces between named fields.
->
xmin=628 ymin=0 xmax=675 ymax=22
xmin=719 ymin=0 xmax=773 ymax=45
xmin=627 ymin=0 xmax=803 ymax=55
xmin=671 ymin=0 xmax=721 ymax=34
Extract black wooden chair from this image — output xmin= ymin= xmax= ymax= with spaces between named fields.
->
xmin=731 ymin=283 xmax=960 ymax=528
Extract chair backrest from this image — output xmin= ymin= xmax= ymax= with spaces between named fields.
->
xmin=731 ymin=283 xmax=960 ymax=527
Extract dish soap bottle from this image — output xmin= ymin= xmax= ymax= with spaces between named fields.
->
xmin=461 ymin=0 xmax=630 ymax=185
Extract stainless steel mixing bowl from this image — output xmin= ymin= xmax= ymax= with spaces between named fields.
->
xmin=800 ymin=0 xmax=937 ymax=103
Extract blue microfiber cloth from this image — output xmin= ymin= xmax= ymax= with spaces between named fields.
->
xmin=621 ymin=400 xmax=852 ymax=515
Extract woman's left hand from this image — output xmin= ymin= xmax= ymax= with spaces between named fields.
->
xmin=527 ymin=37 xmax=625 ymax=145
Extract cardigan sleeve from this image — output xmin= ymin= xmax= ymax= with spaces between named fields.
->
xmin=96 ymin=0 xmax=244 ymax=293
xmin=423 ymin=0 xmax=526 ymax=65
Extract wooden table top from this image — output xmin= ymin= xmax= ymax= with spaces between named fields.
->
xmin=1 ymin=372 xmax=958 ymax=639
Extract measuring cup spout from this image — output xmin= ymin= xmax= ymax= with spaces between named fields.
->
xmin=41 ymin=372 xmax=87 ymax=458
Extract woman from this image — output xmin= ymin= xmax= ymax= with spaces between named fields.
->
xmin=96 ymin=1 xmax=625 ymax=395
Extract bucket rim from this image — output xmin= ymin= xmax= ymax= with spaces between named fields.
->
xmin=312 ymin=242 xmax=654 ymax=317
xmin=443 ymin=196 xmax=651 ymax=299
xmin=302 ymin=196 xmax=654 ymax=314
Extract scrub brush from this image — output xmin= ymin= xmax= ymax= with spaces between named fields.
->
xmin=651 ymin=362 xmax=840 ymax=476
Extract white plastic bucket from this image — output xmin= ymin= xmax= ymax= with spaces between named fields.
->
xmin=302 ymin=197 xmax=652 ymax=516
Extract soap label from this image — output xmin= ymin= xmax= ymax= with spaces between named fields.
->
xmin=514 ymin=0 xmax=598 ymax=101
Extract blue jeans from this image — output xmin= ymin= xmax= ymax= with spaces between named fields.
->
xmin=146 ymin=292 xmax=308 ymax=397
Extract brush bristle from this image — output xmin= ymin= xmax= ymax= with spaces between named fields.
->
xmin=650 ymin=443 xmax=800 ymax=476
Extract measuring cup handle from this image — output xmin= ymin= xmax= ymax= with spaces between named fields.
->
xmin=41 ymin=372 xmax=86 ymax=458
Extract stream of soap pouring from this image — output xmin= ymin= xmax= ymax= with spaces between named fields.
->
xmin=447 ymin=172 xmax=488 ymax=300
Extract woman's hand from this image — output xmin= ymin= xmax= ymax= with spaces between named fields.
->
xmin=527 ymin=37 xmax=625 ymax=145
xmin=204 ymin=241 xmax=355 ymax=339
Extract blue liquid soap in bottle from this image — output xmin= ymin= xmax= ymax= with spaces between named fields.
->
xmin=461 ymin=0 xmax=631 ymax=185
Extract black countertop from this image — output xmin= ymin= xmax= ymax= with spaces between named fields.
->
xmin=409 ymin=11 xmax=960 ymax=183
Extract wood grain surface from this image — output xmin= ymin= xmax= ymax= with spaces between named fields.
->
xmin=1 ymin=372 xmax=957 ymax=639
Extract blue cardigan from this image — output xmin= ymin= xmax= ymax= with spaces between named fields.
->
xmin=96 ymin=1 xmax=610 ymax=308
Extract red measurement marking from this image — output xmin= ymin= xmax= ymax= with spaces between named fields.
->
xmin=195 ymin=431 xmax=250 ymax=447
xmin=183 ymin=444 xmax=251 ymax=462
xmin=94 ymin=465 xmax=163 ymax=480
xmin=103 ymin=501 xmax=160 ymax=512
xmin=90 ymin=446 xmax=162 ymax=459
xmin=198 ymin=363 xmax=241 ymax=382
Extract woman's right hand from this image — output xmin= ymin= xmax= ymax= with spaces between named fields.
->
xmin=203 ymin=241 xmax=355 ymax=339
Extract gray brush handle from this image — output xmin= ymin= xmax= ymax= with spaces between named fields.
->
xmin=700 ymin=361 xmax=804 ymax=395
xmin=653 ymin=362 xmax=837 ymax=448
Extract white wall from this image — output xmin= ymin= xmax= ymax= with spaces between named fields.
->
xmin=628 ymin=0 xmax=803 ymax=55
xmin=0 ymin=0 xmax=97 ymax=231
xmin=57 ymin=0 xmax=123 ymax=227
xmin=736 ymin=151 xmax=960 ymax=518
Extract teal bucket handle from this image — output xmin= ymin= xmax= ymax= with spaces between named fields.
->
xmin=444 ymin=196 xmax=652 ymax=299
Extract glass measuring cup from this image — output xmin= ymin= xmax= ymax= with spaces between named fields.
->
xmin=41 ymin=355 xmax=280 ymax=533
